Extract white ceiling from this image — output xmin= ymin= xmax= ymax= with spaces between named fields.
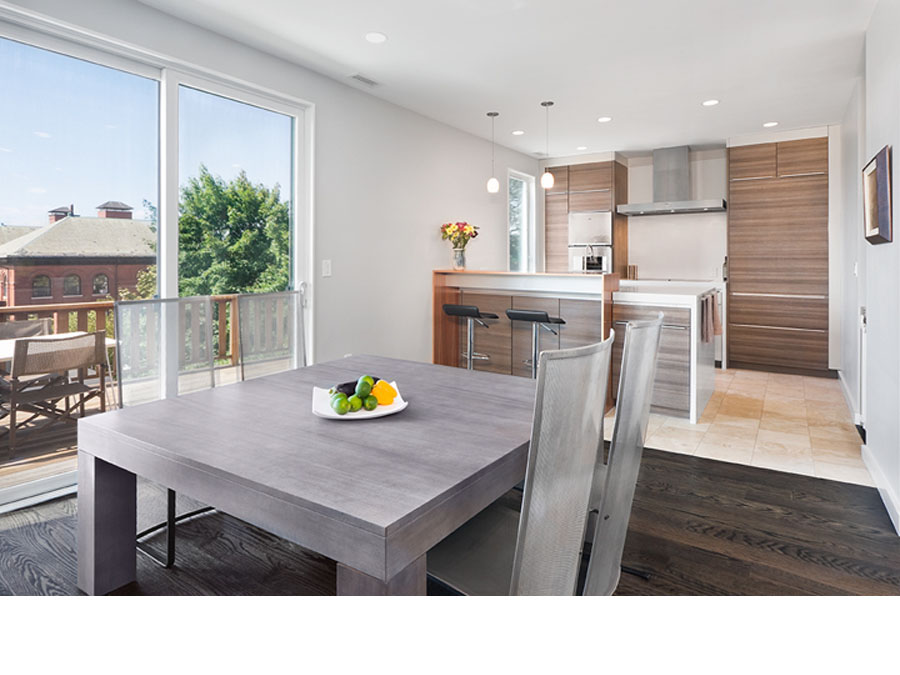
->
xmin=140 ymin=0 xmax=876 ymax=158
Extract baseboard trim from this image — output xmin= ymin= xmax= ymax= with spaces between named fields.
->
xmin=837 ymin=370 xmax=862 ymax=425
xmin=862 ymin=444 xmax=900 ymax=536
xmin=728 ymin=361 xmax=836 ymax=378
xmin=0 ymin=471 xmax=77 ymax=514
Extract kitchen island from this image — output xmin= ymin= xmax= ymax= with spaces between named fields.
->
xmin=432 ymin=270 xmax=716 ymax=422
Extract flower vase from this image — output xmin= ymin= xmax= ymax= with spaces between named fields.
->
xmin=452 ymin=247 xmax=466 ymax=270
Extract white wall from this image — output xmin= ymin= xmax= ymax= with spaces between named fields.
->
xmin=838 ymin=81 xmax=865 ymax=419
xmin=625 ymin=149 xmax=727 ymax=281
xmin=5 ymin=0 xmax=539 ymax=364
xmin=859 ymin=0 xmax=900 ymax=532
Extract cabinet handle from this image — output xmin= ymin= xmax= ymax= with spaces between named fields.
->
xmin=615 ymin=320 xmax=687 ymax=330
xmin=730 ymin=176 xmax=774 ymax=182
xmin=731 ymin=292 xmax=827 ymax=300
xmin=779 ymin=171 xmax=826 ymax=178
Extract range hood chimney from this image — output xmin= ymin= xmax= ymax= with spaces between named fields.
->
xmin=617 ymin=146 xmax=727 ymax=216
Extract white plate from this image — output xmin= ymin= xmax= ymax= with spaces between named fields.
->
xmin=312 ymin=381 xmax=408 ymax=420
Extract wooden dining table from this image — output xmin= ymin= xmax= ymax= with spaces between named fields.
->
xmin=76 ymin=354 xmax=537 ymax=595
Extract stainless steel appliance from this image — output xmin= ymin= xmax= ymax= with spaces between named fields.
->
xmin=568 ymin=211 xmax=612 ymax=273
xmin=569 ymin=244 xmax=611 ymax=274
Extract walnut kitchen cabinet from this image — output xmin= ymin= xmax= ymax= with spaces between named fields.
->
xmin=510 ymin=296 xmax=560 ymax=378
xmin=611 ymin=303 xmax=691 ymax=417
xmin=726 ymin=137 xmax=829 ymax=375
xmin=456 ymin=291 xmax=512 ymax=375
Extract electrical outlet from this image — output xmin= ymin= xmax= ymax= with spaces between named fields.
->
xmin=322 ymin=259 xmax=332 ymax=277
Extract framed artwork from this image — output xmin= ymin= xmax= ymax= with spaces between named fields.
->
xmin=863 ymin=145 xmax=892 ymax=244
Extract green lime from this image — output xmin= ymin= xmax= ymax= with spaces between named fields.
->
xmin=359 ymin=375 xmax=375 ymax=387
xmin=330 ymin=391 xmax=348 ymax=403
xmin=348 ymin=394 xmax=363 ymax=412
xmin=363 ymin=395 xmax=378 ymax=411
xmin=331 ymin=397 xmax=350 ymax=415
xmin=355 ymin=378 xmax=372 ymax=399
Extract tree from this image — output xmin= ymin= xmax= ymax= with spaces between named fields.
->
xmin=178 ymin=165 xmax=290 ymax=296
xmin=119 ymin=166 xmax=290 ymax=299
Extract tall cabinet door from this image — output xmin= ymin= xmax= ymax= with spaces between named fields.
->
xmin=727 ymin=138 xmax=829 ymax=374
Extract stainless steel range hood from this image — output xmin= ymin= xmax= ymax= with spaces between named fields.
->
xmin=616 ymin=146 xmax=727 ymax=216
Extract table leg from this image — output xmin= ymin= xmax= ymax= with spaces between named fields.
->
xmin=77 ymin=451 xmax=137 ymax=595
xmin=336 ymin=555 xmax=426 ymax=596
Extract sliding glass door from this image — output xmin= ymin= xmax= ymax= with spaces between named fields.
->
xmin=0 ymin=35 xmax=159 ymax=506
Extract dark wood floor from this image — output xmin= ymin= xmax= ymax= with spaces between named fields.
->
xmin=1 ymin=448 xmax=898 ymax=596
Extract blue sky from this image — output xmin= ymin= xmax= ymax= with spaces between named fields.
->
xmin=0 ymin=36 xmax=292 ymax=229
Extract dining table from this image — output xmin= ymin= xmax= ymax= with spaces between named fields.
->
xmin=76 ymin=354 xmax=537 ymax=595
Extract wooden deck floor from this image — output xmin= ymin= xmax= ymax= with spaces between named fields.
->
xmin=0 ymin=365 xmax=249 ymax=493
xmin=0 ymin=448 xmax=897 ymax=596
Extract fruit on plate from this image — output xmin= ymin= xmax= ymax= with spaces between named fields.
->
xmin=329 ymin=376 xmax=380 ymax=398
xmin=323 ymin=375 xmax=395 ymax=415
xmin=371 ymin=380 xmax=397 ymax=406
xmin=331 ymin=396 xmax=350 ymax=415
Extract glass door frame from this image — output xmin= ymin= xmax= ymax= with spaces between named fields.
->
xmin=0 ymin=13 xmax=316 ymax=509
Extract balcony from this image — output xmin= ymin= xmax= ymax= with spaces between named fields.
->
xmin=0 ymin=295 xmax=242 ymax=501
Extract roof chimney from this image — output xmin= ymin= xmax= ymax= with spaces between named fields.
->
xmin=97 ymin=200 xmax=133 ymax=219
xmin=48 ymin=204 xmax=73 ymax=224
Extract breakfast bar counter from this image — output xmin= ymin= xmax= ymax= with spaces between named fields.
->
xmin=433 ymin=270 xmax=716 ymax=423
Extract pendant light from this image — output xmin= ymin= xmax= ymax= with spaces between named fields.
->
xmin=486 ymin=111 xmax=500 ymax=193
xmin=540 ymin=101 xmax=555 ymax=189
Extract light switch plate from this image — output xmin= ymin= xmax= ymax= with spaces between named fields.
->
xmin=322 ymin=259 xmax=332 ymax=277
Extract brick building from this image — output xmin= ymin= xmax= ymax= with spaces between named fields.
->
xmin=0 ymin=202 xmax=156 ymax=307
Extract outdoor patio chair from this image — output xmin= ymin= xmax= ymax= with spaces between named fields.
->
xmin=0 ymin=331 xmax=107 ymax=457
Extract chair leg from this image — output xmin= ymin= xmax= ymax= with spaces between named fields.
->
xmin=136 ymin=488 xmax=177 ymax=568
xmin=8 ymin=396 xmax=16 ymax=456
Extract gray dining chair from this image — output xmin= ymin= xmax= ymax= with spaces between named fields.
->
xmin=114 ymin=296 xmax=216 ymax=568
xmin=237 ymin=289 xmax=305 ymax=381
xmin=582 ymin=313 xmax=663 ymax=595
xmin=427 ymin=333 xmax=613 ymax=595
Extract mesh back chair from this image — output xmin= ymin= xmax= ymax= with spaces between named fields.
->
xmin=0 ymin=332 xmax=107 ymax=456
xmin=427 ymin=333 xmax=613 ymax=595
xmin=583 ymin=313 xmax=663 ymax=596
xmin=114 ymin=296 xmax=216 ymax=568
xmin=0 ymin=318 xmax=52 ymax=340
xmin=238 ymin=290 xmax=305 ymax=381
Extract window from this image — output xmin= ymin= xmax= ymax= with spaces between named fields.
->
xmin=92 ymin=273 xmax=109 ymax=295
xmin=177 ymin=85 xmax=294 ymax=296
xmin=508 ymin=171 xmax=535 ymax=272
xmin=31 ymin=274 xmax=51 ymax=298
xmin=63 ymin=274 xmax=81 ymax=296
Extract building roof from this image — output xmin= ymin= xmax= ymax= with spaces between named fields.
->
xmin=96 ymin=200 xmax=133 ymax=210
xmin=0 ymin=216 xmax=155 ymax=259
xmin=0 ymin=225 xmax=40 ymax=247
xmin=49 ymin=205 xmax=72 ymax=214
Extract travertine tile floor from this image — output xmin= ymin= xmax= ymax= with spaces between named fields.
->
xmin=605 ymin=368 xmax=873 ymax=486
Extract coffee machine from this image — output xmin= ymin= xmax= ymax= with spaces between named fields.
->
xmin=567 ymin=212 xmax=612 ymax=274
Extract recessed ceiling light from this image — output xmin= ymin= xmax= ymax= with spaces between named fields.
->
xmin=763 ymin=121 xmax=779 ymax=128
xmin=511 ymin=130 xmax=525 ymax=136
xmin=702 ymin=99 xmax=719 ymax=107
xmin=577 ymin=146 xmax=587 ymax=151
xmin=597 ymin=116 xmax=612 ymax=123
xmin=365 ymin=32 xmax=387 ymax=44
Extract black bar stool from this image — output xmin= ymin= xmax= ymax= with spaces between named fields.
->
xmin=505 ymin=309 xmax=566 ymax=379
xmin=443 ymin=304 xmax=500 ymax=370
